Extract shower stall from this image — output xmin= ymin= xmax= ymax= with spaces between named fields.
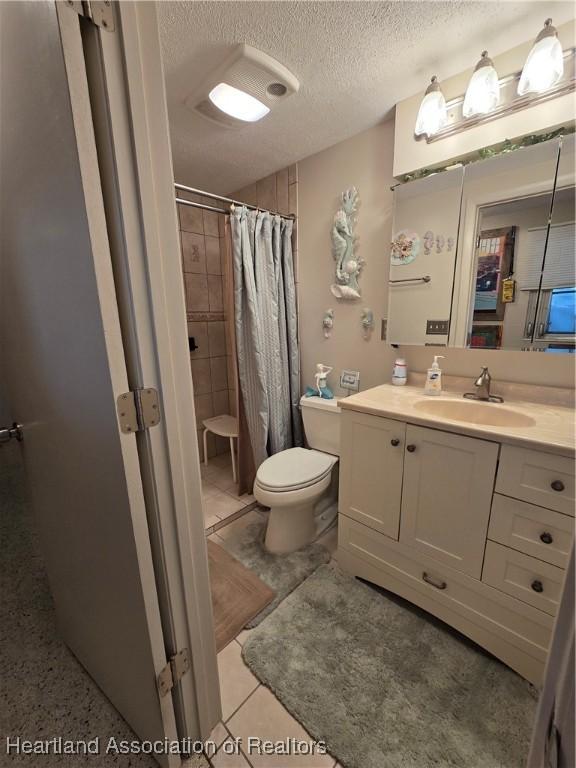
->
xmin=174 ymin=171 xmax=300 ymax=530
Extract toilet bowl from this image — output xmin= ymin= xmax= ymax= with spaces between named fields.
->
xmin=253 ymin=396 xmax=341 ymax=554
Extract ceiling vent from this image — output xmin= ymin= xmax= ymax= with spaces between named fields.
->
xmin=186 ymin=44 xmax=299 ymax=128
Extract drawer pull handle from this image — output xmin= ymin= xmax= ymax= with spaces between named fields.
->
xmin=540 ymin=532 xmax=553 ymax=545
xmin=406 ymin=444 xmax=416 ymax=453
xmin=550 ymin=480 xmax=565 ymax=492
xmin=531 ymin=579 xmax=544 ymax=593
xmin=390 ymin=438 xmax=400 ymax=447
xmin=422 ymin=572 xmax=446 ymax=590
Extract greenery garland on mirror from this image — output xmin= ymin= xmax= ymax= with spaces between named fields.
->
xmin=398 ymin=125 xmax=575 ymax=184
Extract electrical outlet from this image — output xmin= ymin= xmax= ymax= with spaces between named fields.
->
xmin=426 ymin=319 xmax=449 ymax=335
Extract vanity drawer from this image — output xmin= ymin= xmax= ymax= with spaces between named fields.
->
xmin=338 ymin=514 xmax=553 ymax=684
xmin=495 ymin=445 xmax=575 ymax=516
xmin=489 ymin=494 xmax=574 ymax=569
xmin=482 ymin=541 xmax=565 ymax=616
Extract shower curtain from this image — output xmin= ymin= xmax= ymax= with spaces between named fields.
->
xmin=229 ymin=207 xmax=302 ymax=483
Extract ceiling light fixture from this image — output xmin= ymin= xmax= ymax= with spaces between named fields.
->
xmin=463 ymin=51 xmax=500 ymax=117
xmin=414 ymin=76 xmax=447 ymax=138
xmin=208 ymin=83 xmax=270 ymax=123
xmin=187 ymin=44 xmax=299 ymax=128
xmin=518 ymin=18 xmax=564 ymax=95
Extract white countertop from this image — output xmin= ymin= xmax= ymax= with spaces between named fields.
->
xmin=339 ymin=384 xmax=576 ymax=458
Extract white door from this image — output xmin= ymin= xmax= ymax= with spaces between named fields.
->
xmin=339 ymin=410 xmax=405 ymax=539
xmin=400 ymin=425 xmax=499 ymax=578
xmin=0 ymin=3 xmax=208 ymax=761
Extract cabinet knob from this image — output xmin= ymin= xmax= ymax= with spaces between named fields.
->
xmin=390 ymin=438 xmax=400 ymax=447
xmin=550 ymin=480 xmax=565 ymax=492
xmin=531 ymin=579 xmax=544 ymax=593
xmin=406 ymin=444 xmax=416 ymax=453
xmin=540 ymin=532 xmax=553 ymax=545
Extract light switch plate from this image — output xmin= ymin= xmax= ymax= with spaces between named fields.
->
xmin=426 ymin=319 xmax=450 ymax=335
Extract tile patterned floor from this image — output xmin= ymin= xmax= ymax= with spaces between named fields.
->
xmin=202 ymin=453 xmax=256 ymax=531
xmin=207 ymin=517 xmax=340 ymax=768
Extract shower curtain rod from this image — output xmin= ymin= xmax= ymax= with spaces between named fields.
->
xmin=174 ymin=182 xmax=296 ymax=220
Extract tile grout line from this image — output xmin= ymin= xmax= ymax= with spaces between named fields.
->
xmin=223 ymin=682 xmax=262 ymax=728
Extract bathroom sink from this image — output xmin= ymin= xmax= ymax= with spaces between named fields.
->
xmin=413 ymin=399 xmax=536 ymax=428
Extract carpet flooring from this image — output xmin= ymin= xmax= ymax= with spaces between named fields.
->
xmin=207 ymin=539 xmax=275 ymax=652
xmin=219 ymin=514 xmax=331 ymax=627
xmin=243 ymin=563 xmax=537 ymax=768
xmin=0 ymin=445 xmax=184 ymax=767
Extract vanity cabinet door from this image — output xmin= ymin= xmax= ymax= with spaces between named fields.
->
xmin=339 ymin=410 xmax=406 ymax=539
xmin=400 ymin=425 xmax=499 ymax=578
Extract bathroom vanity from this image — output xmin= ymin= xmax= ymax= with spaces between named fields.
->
xmin=337 ymin=385 xmax=575 ymax=685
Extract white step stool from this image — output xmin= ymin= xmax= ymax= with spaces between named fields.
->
xmin=202 ymin=415 xmax=239 ymax=483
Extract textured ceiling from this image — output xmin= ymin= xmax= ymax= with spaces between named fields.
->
xmin=159 ymin=1 xmax=575 ymax=194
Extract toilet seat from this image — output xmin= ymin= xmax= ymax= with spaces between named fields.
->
xmin=255 ymin=447 xmax=337 ymax=493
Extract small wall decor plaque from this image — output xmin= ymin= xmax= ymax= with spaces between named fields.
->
xmin=361 ymin=308 xmax=374 ymax=340
xmin=322 ymin=308 xmax=334 ymax=338
xmin=330 ymin=187 xmax=363 ymax=300
xmin=391 ymin=230 xmax=420 ymax=265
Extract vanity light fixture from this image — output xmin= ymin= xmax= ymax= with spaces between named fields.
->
xmin=414 ymin=76 xmax=447 ymax=138
xmin=463 ymin=51 xmax=500 ymax=117
xmin=518 ymin=19 xmax=564 ymax=95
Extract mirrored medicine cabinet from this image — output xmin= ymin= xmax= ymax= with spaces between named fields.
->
xmin=387 ymin=134 xmax=575 ymax=353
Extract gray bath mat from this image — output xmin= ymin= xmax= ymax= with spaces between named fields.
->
xmin=219 ymin=515 xmax=330 ymax=627
xmin=242 ymin=563 xmax=537 ymax=768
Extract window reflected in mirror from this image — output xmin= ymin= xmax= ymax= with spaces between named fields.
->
xmin=532 ymin=184 xmax=576 ymax=353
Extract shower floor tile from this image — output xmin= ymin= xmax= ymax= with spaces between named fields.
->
xmin=203 ymin=453 xmax=256 ymax=532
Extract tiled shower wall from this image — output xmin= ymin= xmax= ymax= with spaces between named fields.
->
xmin=177 ymin=191 xmax=234 ymax=459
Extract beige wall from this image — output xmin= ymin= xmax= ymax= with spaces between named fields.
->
xmin=398 ymin=346 xmax=574 ymax=388
xmin=297 ymin=121 xmax=395 ymax=394
xmin=393 ymin=20 xmax=575 ymax=179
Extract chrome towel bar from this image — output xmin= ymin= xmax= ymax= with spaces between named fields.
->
xmin=390 ymin=276 xmax=431 ymax=284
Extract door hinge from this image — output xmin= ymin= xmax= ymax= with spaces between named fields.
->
xmin=66 ymin=0 xmax=115 ymax=32
xmin=117 ymin=388 xmax=161 ymax=434
xmin=157 ymin=648 xmax=190 ymax=698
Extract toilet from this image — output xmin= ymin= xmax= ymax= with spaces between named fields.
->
xmin=253 ymin=395 xmax=341 ymax=554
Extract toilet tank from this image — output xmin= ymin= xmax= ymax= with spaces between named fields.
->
xmin=300 ymin=395 xmax=341 ymax=456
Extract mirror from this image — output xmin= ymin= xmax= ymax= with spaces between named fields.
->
xmin=387 ymin=136 xmax=574 ymax=352
xmin=388 ymin=167 xmax=463 ymax=345
xmin=451 ymin=138 xmax=560 ymax=350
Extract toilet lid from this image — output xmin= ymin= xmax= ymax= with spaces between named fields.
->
xmin=256 ymin=448 xmax=336 ymax=492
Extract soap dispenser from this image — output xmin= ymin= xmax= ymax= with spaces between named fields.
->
xmin=424 ymin=355 xmax=445 ymax=395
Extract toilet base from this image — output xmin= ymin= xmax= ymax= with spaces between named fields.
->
xmin=255 ymin=462 xmax=339 ymax=555
xmin=265 ymin=501 xmax=317 ymax=554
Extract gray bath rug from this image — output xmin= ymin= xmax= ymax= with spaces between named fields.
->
xmin=242 ymin=563 xmax=537 ymax=768
xmin=219 ymin=514 xmax=330 ymax=627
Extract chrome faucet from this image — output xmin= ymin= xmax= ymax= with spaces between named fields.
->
xmin=463 ymin=366 xmax=504 ymax=403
